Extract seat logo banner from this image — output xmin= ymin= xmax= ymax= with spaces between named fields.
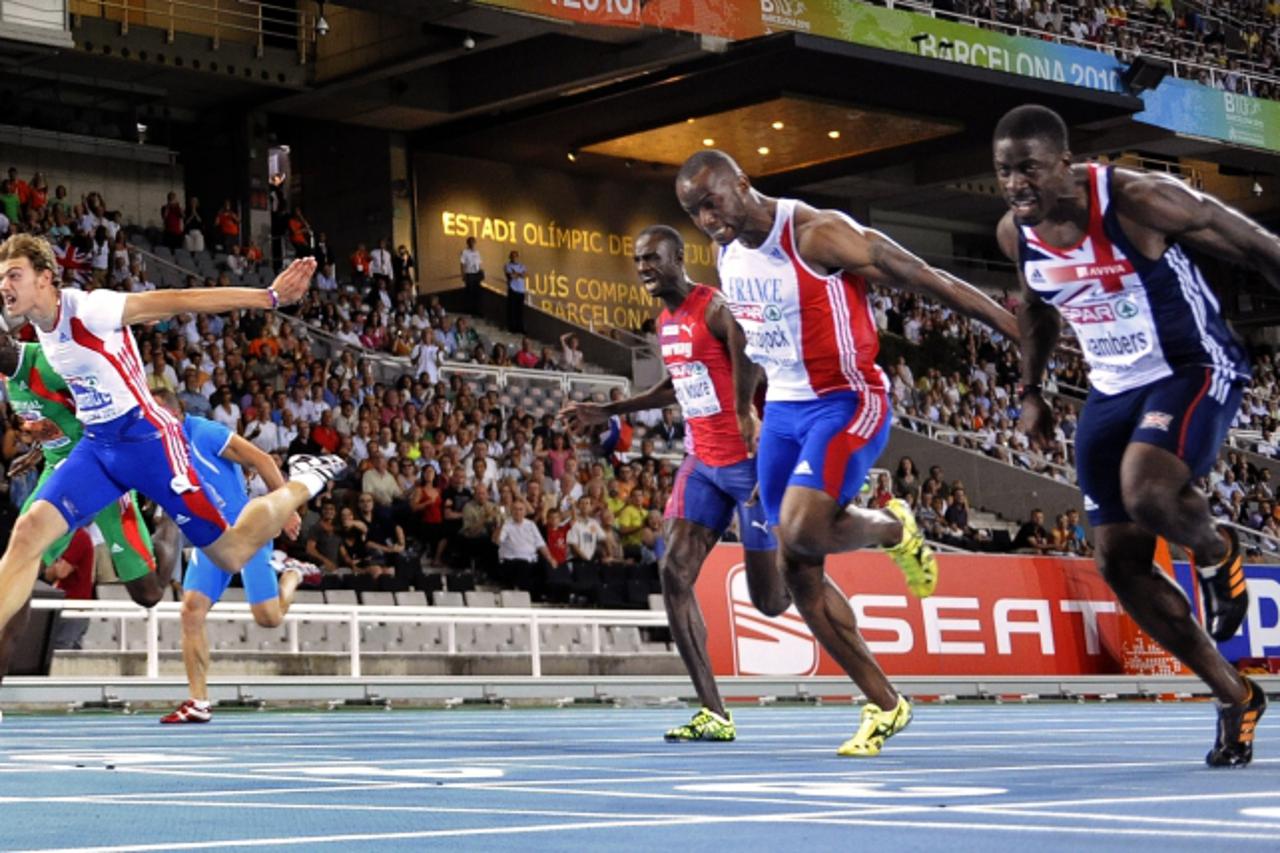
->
xmin=695 ymin=546 xmax=1159 ymax=676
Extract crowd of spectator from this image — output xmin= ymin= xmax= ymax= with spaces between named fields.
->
xmin=923 ymin=0 xmax=1280 ymax=99
xmin=7 ymin=157 xmax=1280 ymax=605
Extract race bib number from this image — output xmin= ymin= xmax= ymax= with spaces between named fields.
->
xmin=1059 ymin=293 xmax=1157 ymax=370
xmin=15 ymin=409 xmax=70 ymax=449
xmin=730 ymin=303 xmax=796 ymax=365
xmin=670 ymin=361 xmax=721 ymax=419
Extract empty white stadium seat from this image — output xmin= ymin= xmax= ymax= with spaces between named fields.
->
xmin=499 ymin=590 xmax=532 ymax=608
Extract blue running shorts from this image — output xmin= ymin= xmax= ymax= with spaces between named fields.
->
xmin=755 ymin=389 xmax=892 ymax=527
xmin=665 ymin=455 xmax=776 ymax=551
xmin=1075 ymin=365 xmax=1245 ymax=526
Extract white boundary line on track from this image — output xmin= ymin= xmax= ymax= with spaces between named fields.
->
xmin=11 ymin=806 xmax=1280 ymax=852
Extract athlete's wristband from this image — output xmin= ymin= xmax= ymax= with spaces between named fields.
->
xmin=266 ymin=286 xmax=280 ymax=309
xmin=1017 ymin=382 xmax=1043 ymax=400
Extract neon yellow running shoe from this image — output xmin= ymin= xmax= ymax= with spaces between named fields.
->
xmin=882 ymin=498 xmax=939 ymax=598
xmin=664 ymin=707 xmax=736 ymax=742
xmin=836 ymin=695 xmax=913 ymax=757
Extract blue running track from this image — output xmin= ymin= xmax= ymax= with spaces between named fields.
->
xmin=0 ymin=702 xmax=1277 ymax=851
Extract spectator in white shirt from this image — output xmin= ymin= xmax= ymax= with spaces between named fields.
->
xmin=411 ymin=330 xmax=442 ymax=385
xmin=315 ymin=262 xmax=337 ymax=292
xmin=459 ymin=237 xmax=483 ymax=314
xmin=211 ymin=393 xmax=242 ymax=432
xmin=567 ymin=496 xmax=605 ymax=563
xmin=225 ymin=243 xmax=248 ymax=277
xmin=244 ymin=404 xmax=282 ymax=453
xmin=370 ymin=239 xmax=393 ymax=283
xmin=362 ymin=454 xmax=402 ymax=507
xmin=495 ymin=500 xmax=557 ymax=587
xmin=560 ymin=332 xmax=584 ymax=372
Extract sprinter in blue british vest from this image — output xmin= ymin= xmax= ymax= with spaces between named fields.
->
xmin=994 ymin=104 xmax=1280 ymax=767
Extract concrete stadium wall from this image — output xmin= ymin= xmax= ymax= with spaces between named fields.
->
xmin=885 ymin=426 xmax=1084 ymax=526
xmin=5 ymin=140 xmax=182 ymax=231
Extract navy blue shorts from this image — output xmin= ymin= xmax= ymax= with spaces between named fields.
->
xmin=1076 ymin=366 xmax=1245 ymax=526
xmin=33 ymin=409 xmax=230 ymax=547
xmin=665 ymin=456 xmax=775 ymax=552
xmin=755 ymin=389 xmax=892 ymax=527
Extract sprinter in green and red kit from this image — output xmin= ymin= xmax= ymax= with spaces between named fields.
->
xmin=1 ymin=337 xmax=169 ymax=605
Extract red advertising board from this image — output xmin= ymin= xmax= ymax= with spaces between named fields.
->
xmin=693 ymin=544 xmax=1186 ymax=677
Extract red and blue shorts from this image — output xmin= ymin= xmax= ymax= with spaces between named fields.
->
xmin=1076 ymin=365 xmax=1245 ymax=526
xmin=33 ymin=408 xmax=230 ymax=548
xmin=665 ymin=456 xmax=775 ymax=552
xmin=756 ymin=389 xmax=891 ymax=527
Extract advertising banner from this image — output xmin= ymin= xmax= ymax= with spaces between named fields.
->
xmin=693 ymin=544 xmax=1272 ymax=677
xmin=472 ymin=0 xmax=764 ymax=40
xmin=1171 ymin=559 xmax=1280 ymax=662
xmin=763 ymin=1 xmax=1126 ymax=95
xmin=1136 ymin=77 xmax=1280 ymax=153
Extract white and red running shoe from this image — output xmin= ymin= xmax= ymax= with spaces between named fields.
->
xmin=160 ymin=699 xmax=212 ymax=724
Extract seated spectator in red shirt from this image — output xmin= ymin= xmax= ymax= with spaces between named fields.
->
xmin=514 ymin=337 xmax=540 ymax=369
xmin=7 ymin=167 xmax=30 ymax=208
xmin=350 ymin=243 xmax=371 ymax=285
xmin=43 ymin=528 xmax=95 ymax=601
xmin=312 ymin=410 xmax=341 ymax=453
xmin=543 ymin=507 xmax=570 ymax=566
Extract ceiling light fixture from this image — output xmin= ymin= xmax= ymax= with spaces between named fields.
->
xmin=771 ymin=121 xmax=785 ymax=130
xmin=566 ymin=152 xmax=577 ymax=162
xmin=702 ymin=138 xmax=715 ymax=146
xmin=828 ymin=130 xmax=841 ymax=139
xmin=757 ymin=146 xmax=770 ymax=155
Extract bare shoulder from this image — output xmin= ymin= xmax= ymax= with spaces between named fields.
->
xmin=1107 ymin=166 xmax=1186 ymax=206
xmin=995 ymin=210 xmax=1018 ymax=258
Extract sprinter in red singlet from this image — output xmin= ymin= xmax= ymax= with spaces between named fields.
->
xmin=562 ymin=225 xmax=788 ymax=742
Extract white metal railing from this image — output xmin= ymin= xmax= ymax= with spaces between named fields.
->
xmin=897 ymin=411 xmax=1078 ymax=482
xmin=31 ymin=599 xmax=670 ymax=680
xmin=441 ymin=362 xmax=629 ymax=395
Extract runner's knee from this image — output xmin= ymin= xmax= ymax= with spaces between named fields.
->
xmin=252 ymin=603 xmax=283 ymax=628
xmin=180 ymin=593 xmax=209 ymax=632
xmin=5 ymin=511 xmax=62 ymax=565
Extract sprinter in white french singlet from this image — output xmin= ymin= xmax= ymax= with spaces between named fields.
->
xmin=677 ymin=149 xmax=1017 ymax=758
xmin=994 ymin=104 xmax=1280 ymax=767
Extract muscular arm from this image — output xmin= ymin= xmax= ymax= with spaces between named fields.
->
xmin=800 ymin=209 xmax=1020 ymax=340
xmin=997 ymin=214 xmax=1060 ymax=388
xmin=220 ymin=434 xmax=286 ymax=491
xmin=121 ymin=258 xmax=315 ymax=325
xmin=1113 ymin=170 xmax=1280 ymax=290
xmin=606 ymin=377 xmax=676 ymax=416
xmin=704 ymin=295 xmax=760 ymax=416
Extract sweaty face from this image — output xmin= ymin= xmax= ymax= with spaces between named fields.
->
xmin=676 ymin=166 xmax=748 ymax=246
xmin=0 ymin=257 xmax=46 ymax=317
xmin=633 ymin=234 xmax=684 ymax=298
xmin=993 ymin=136 xmax=1072 ymax=226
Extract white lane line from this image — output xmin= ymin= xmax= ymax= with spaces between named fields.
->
xmin=2 ymin=807 xmax=928 ymax=852
xmin=965 ymin=788 xmax=1280 ymax=811
xmin=16 ymin=807 xmax=1276 ymax=852
xmin=441 ymin=757 xmax=1275 ymax=789
xmin=952 ymin=806 xmax=1280 ymax=831
xmin=776 ymin=814 xmax=1280 ymax=842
